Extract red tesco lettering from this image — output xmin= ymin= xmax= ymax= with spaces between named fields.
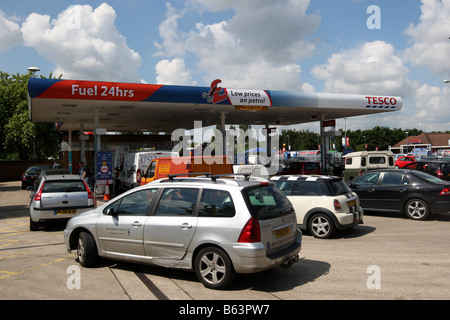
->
xmin=366 ymin=96 xmax=397 ymax=105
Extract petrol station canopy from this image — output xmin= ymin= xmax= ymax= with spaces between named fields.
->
xmin=27 ymin=78 xmax=403 ymax=132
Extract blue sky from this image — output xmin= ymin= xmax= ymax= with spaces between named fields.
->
xmin=1 ymin=0 xmax=449 ymax=133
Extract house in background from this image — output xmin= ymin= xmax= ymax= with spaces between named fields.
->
xmin=391 ymin=132 xmax=450 ymax=155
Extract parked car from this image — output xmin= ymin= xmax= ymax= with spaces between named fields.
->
xmin=343 ymin=151 xmax=395 ymax=181
xmin=403 ymin=160 xmax=450 ymax=181
xmin=29 ymin=172 xmax=96 ymax=230
xmin=270 ymin=175 xmax=363 ymax=238
xmin=348 ymin=169 xmax=450 ymax=220
xmin=395 ymin=155 xmax=417 ymax=168
xmin=64 ymin=175 xmax=302 ymax=289
xmin=21 ymin=165 xmax=50 ymax=190
xmin=277 ymin=160 xmax=321 ymax=175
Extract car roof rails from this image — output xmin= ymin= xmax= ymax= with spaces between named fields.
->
xmin=210 ymin=173 xmax=251 ymax=181
xmin=167 ymin=173 xmax=212 ymax=180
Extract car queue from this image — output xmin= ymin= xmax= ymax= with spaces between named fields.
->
xmin=23 ymin=151 xmax=450 ymax=289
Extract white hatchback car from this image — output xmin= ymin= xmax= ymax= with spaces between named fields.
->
xmin=270 ymin=175 xmax=363 ymax=239
xmin=64 ymin=175 xmax=302 ymax=289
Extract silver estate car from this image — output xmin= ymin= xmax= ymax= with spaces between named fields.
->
xmin=30 ymin=173 xmax=96 ymax=231
xmin=64 ymin=175 xmax=302 ymax=289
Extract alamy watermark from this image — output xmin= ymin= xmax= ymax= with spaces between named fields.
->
xmin=67 ymin=5 xmax=82 ymax=30
xmin=366 ymin=265 xmax=381 ymax=290
xmin=67 ymin=265 xmax=81 ymax=289
xmin=170 ymin=121 xmax=280 ymax=174
xmin=367 ymin=5 xmax=381 ymax=30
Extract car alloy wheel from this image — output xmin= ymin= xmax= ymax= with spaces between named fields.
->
xmin=195 ymin=247 xmax=235 ymax=289
xmin=309 ymin=213 xmax=336 ymax=239
xmin=77 ymin=231 xmax=98 ymax=267
xmin=405 ymin=199 xmax=430 ymax=220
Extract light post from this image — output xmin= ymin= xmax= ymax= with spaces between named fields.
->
xmin=28 ymin=66 xmax=40 ymax=78
xmin=405 ymin=131 xmax=409 ymax=154
xmin=28 ymin=67 xmax=40 ymax=160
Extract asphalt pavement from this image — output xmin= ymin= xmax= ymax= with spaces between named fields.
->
xmin=1 ymin=180 xmax=450 ymax=303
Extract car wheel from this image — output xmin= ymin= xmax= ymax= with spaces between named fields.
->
xmin=309 ymin=213 xmax=336 ymax=239
xmin=29 ymin=217 xmax=39 ymax=231
xmin=195 ymin=247 xmax=235 ymax=290
xmin=405 ymin=199 xmax=430 ymax=220
xmin=77 ymin=231 xmax=98 ymax=267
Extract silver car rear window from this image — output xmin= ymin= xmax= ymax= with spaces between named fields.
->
xmin=242 ymin=185 xmax=294 ymax=220
xmin=42 ymin=180 xmax=86 ymax=193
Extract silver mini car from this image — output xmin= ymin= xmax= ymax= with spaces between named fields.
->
xmin=29 ymin=173 xmax=96 ymax=231
xmin=64 ymin=175 xmax=302 ymax=289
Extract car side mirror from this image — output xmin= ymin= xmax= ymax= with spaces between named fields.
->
xmin=106 ymin=208 xmax=117 ymax=216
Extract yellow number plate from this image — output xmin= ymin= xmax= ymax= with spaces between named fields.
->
xmin=347 ymin=200 xmax=357 ymax=207
xmin=274 ymin=226 xmax=290 ymax=238
xmin=56 ymin=209 xmax=76 ymax=215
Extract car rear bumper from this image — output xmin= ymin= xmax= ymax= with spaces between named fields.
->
xmin=228 ymin=229 xmax=302 ymax=274
xmin=335 ymin=209 xmax=364 ymax=230
xmin=30 ymin=206 xmax=95 ymax=222
xmin=430 ymin=200 xmax=450 ymax=214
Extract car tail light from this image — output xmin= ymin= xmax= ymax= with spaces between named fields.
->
xmin=439 ymin=188 xmax=450 ymax=196
xmin=136 ymin=169 xmax=142 ymax=184
xmin=437 ymin=170 xmax=444 ymax=178
xmin=334 ymin=199 xmax=342 ymax=210
xmin=21 ymin=174 xmax=26 ymax=181
xmin=34 ymin=182 xmax=45 ymax=201
xmin=238 ymin=218 xmax=261 ymax=243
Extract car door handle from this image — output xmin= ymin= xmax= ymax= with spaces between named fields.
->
xmin=180 ymin=223 xmax=192 ymax=230
xmin=368 ymin=189 xmax=375 ymax=192
xmin=131 ymin=221 xmax=142 ymax=227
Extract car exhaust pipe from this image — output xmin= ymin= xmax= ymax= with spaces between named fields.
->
xmin=280 ymin=254 xmax=299 ymax=269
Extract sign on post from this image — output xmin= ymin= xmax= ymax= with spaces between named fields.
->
xmin=96 ymin=151 xmax=113 ymax=185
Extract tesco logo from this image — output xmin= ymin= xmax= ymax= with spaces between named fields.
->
xmin=365 ymin=96 xmax=398 ymax=109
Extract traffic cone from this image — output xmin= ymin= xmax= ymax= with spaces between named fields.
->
xmin=103 ymin=184 xmax=111 ymax=201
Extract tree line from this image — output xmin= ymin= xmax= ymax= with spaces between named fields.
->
xmin=0 ymin=71 xmax=60 ymax=160
xmin=280 ymin=127 xmax=430 ymax=153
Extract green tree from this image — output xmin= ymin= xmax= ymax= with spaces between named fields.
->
xmin=280 ymin=129 xmax=320 ymax=151
xmin=0 ymin=71 xmax=60 ymax=160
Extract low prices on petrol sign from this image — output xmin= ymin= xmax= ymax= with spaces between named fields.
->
xmin=96 ymin=151 xmax=113 ymax=185
xmin=226 ymin=89 xmax=271 ymax=106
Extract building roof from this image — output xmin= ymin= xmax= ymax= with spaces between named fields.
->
xmin=393 ymin=132 xmax=450 ymax=148
xmin=27 ymin=78 xmax=403 ymax=132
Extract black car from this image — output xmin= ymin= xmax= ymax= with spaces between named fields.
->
xmin=348 ymin=169 xmax=450 ymax=220
xmin=403 ymin=160 xmax=450 ymax=181
xmin=21 ymin=165 xmax=50 ymax=190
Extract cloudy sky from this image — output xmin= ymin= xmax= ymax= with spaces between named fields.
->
xmin=1 ymin=0 xmax=450 ymax=133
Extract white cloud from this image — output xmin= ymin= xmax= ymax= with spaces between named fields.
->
xmin=412 ymin=84 xmax=450 ymax=131
xmin=20 ymin=4 xmax=142 ymax=82
xmin=153 ymin=3 xmax=186 ymax=58
xmin=0 ymin=11 xmax=22 ymax=52
xmin=155 ymin=0 xmax=319 ymax=90
xmin=311 ymin=41 xmax=414 ymax=97
xmin=404 ymin=0 xmax=450 ymax=77
xmin=155 ymin=58 xmax=196 ymax=85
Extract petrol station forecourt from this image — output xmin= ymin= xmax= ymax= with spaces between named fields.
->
xmin=27 ymin=77 xmax=403 ymax=173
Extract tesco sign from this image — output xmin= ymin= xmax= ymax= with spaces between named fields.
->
xmin=365 ymin=96 xmax=398 ymax=109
